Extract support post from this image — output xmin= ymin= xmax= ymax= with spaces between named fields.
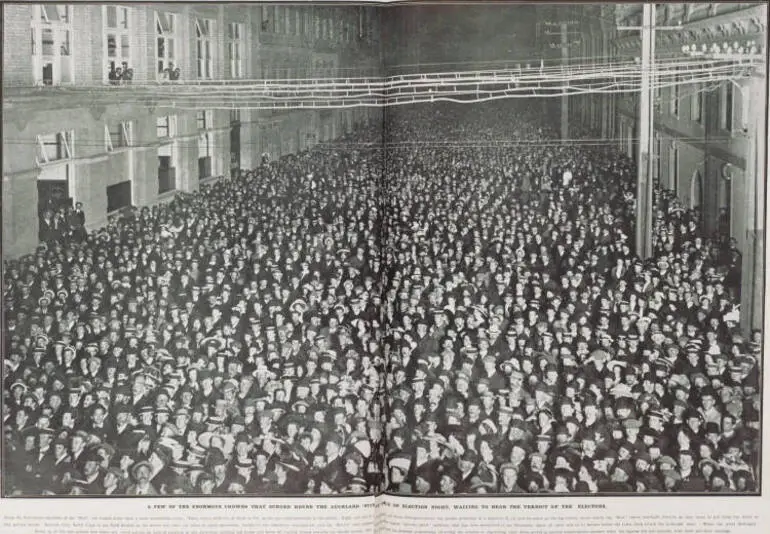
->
xmin=635 ymin=3 xmax=655 ymax=259
xmin=740 ymin=75 xmax=767 ymax=333
xmin=560 ymin=22 xmax=569 ymax=141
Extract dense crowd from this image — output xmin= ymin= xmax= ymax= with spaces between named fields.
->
xmin=381 ymin=104 xmax=759 ymax=494
xmin=3 ymin=125 xmax=387 ymax=495
xmin=2 ymin=101 xmax=761 ymax=497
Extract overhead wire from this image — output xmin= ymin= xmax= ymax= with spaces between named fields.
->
xmin=44 ymin=63 xmax=750 ymax=111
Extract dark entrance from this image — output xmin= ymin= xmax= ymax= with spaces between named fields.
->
xmin=37 ymin=179 xmax=70 ymax=217
xmin=230 ymin=124 xmax=241 ymax=178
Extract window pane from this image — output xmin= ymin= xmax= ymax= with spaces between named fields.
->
xmin=31 ymin=28 xmax=36 ymax=55
xmin=60 ymin=30 xmax=70 ymax=56
xmin=120 ymin=7 xmax=128 ymax=29
xmin=167 ymin=38 xmax=174 ymax=58
xmin=42 ymin=28 xmax=54 ymax=55
xmin=157 ymin=37 xmax=164 ymax=57
xmin=197 ymin=19 xmax=209 ymax=37
xmin=121 ymin=35 xmax=129 ymax=58
xmin=56 ymin=5 xmax=68 ymax=23
xmin=111 ymin=127 xmax=122 ymax=148
xmin=42 ymin=6 xmax=60 ymax=22
xmin=108 ymin=34 xmax=117 ymax=57
xmin=106 ymin=6 xmax=117 ymax=28
xmin=157 ymin=12 xmax=171 ymax=33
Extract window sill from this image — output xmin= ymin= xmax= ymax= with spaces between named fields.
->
xmin=199 ymin=175 xmax=222 ymax=186
xmin=157 ymin=190 xmax=178 ymax=202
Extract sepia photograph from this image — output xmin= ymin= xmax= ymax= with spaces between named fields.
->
xmin=1 ymin=1 xmax=767 ymax=503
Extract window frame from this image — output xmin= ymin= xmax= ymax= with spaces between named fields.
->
xmin=156 ymin=11 xmax=177 ymax=80
xmin=196 ymin=109 xmax=213 ymax=130
xmin=36 ymin=131 xmax=73 ymax=166
xmin=691 ymin=82 xmax=703 ymax=124
xmin=31 ymin=4 xmax=74 ymax=86
xmin=721 ymin=81 xmax=734 ymax=133
xmin=105 ymin=121 xmax=133 ymax=152
xmin=104 ymin=5 xmax=131 ymax=84
xmin=156 ymin=115 xmax=177 ymax=139
xmin=669 ymin=144 xmax=679 ymax=193
xmin=670 ymin=72 xmax=680 ymax=117
xmin=157 ymin=143 xmax=177 ymax=195
xmin=195 ymin=18 xmax=214 ymax=80
xmin=227 ymin=22 xmax=244 ymax=79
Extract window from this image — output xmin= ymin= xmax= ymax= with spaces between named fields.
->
xmin=105 ymin=121 xmax=132 ymax=152
xmin=227 ymin=22 xmax=243 ymax=79
xmin=156 ymin=11 xmax=177 ymax=79
xmin=42 ymin=27 xmax=54 ymax=55
xmin=230 ymin=109 xmax=241 ymax=124
xmin=107 ymin=181 xmax=132 ymax=213
xmin=654 ymin=135 xmax=661 ymax=183
xmin=261 ymin=5 xmax=274 ymax=32
xmin=285 ymin=6 xmax=293 ymax=34
xmin=691 ymin=83 xmax=703 ymax=123
xmin=158 ymin=143 xmax=176 ymax=194
xmin=358 ymin=7 xmax=365 ymax=39
xmin=198 ymin=132 xmax=212 ymax=180
xmin=196 ymin=18 xmax=213 ymax=79
xmin=197 ymin=110 xmax=213 ymax=130
xmin=36 ymin=131 xmax=73 ymax=165
xmin=721 ymin=81 xmax=734 ymax=132
xmin=104 ymin=6 xmax=131 ymax=83
xmin=304 ymin=12 xmax=311 ymax=37
xmin=669 ymin=145 xmax=679 ymax=193
xmin=31 ymin=4 xmax=73 ymax=85
xmin=156 ymin=115 xmax=176 ymax=138
xmin=37 ymin=5 xmax=70 ymax=24
xmin=275 ymin=6 xmax=284 ymax=33
xmin=740 ymin=86 xmax=750 ymax=132
xmin=670 ymin=75 xmax=679 ymax=117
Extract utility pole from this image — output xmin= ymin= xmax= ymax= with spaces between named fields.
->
xmin=560 ymin=21 xmax=569 ymax=141
xmin=635 ymin=3 xmax=655 ymax=259
xmin=617 ymin=4 xmax=683 ymax=259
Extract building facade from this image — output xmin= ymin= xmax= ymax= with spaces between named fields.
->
xmin=3 ymin=3 xmax=381 ymax=258
xmin=566 ymin=3 xmax=767 ymax=332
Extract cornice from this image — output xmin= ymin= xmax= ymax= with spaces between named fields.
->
xmin=612 ymin=4 xmax=766 ymax=52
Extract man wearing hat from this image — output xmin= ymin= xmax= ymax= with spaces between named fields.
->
xmin=126 ymin=460 xmax=159 ymax=495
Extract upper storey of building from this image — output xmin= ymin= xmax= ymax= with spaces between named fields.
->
xmin=3 ymin=3 xmax=381 ymax=91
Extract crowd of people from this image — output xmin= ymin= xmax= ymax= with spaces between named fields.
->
xmin=2 ymin=101 xmax=761 ymax=496
xmin=382 ymin=104 xmax=760 ymax=494
xmin=4 ymin=125 xmax=387 ymax=495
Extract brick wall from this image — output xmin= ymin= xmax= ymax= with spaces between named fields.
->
xmin=3 ymin=4 xmax=33 ymax=87
xmin=77 ymin=4 xmax=98 ymax=84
